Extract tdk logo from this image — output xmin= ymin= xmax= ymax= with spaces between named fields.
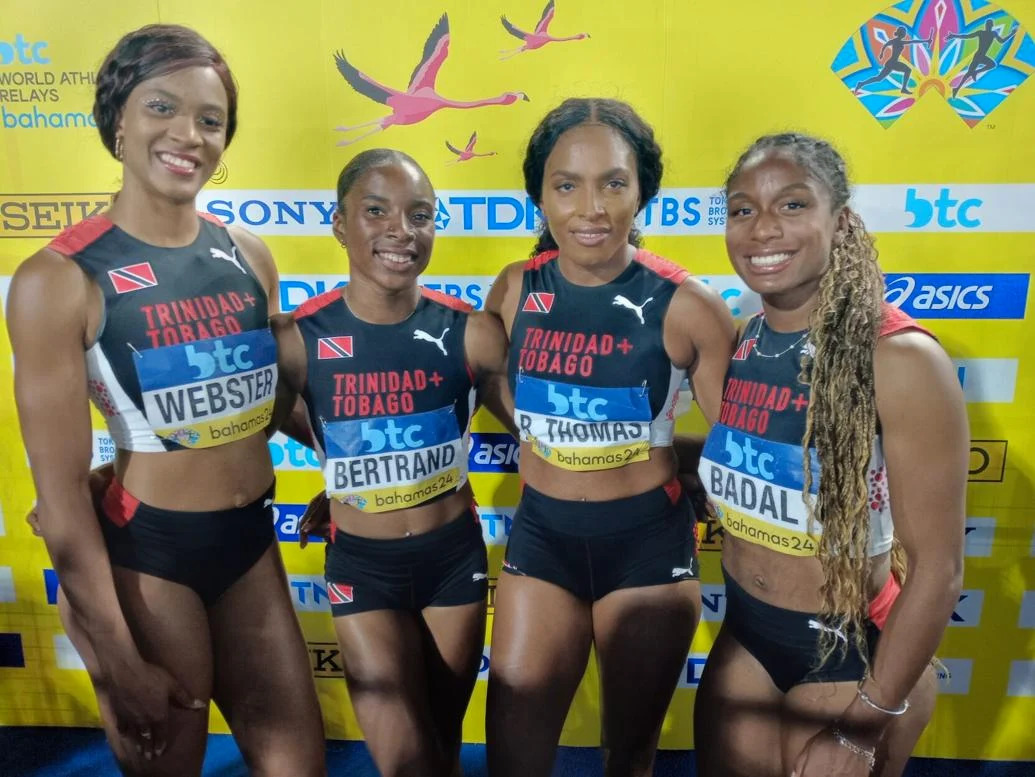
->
xmin=0 ymin=35 xmax=50 ymax=65
xmin=361 ymin=420 xmax=423 ymax=453
xmin=723 ymin=431 xmax=774 ymax=480
xmin=883 ymin=274 xmax=1028 ymax=319
xmin=548 ymin=384 xmax=606 ymax=420
xmin=434 ymin=199 xmax=451 ymax=230
xmin=186 ymin=339 xmax=251 ymax=379
xmin=904 ymin=188 xmax=982 ymax=229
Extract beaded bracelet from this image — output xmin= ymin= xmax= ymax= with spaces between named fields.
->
xmin=857 ymin=677 xmax=910 ymax=716
xmin=831 ymin=726 xmax=877 ymax=771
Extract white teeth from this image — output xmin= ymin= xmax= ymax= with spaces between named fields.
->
xmin=158 ymin=153 xmax=196 ymax=170
xmin=748 ymin=252 xmax=791 ymax=267
xmin=379 ymin=251 xmax=413 ymax=264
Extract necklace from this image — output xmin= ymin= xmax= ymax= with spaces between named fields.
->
xmin=750 ymin=319 xmax=810 ymax=359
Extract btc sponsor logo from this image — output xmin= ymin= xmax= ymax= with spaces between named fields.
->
xmin=479 ymin=509 xmax=515 ymax=546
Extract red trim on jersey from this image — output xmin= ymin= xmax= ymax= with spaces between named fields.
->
xmin=879 ymin=303 xmax=932 ymax=339
xmin=101 ymin=480 xmax=140 ymax=528
xmin=525 ymin=250 xmax=559 ymax=270
xmin=868 ymin=572 xmax=901 ymax=630
xmin=198 ymin=211 xmax=225 ymax=227
xmin=48 ymin=215 xmax=116 ymax=256
xmin=634 ymin=249 xmax=690 ymax=284
xmin=662 ymin=477 xmax=683 ymax=505
xmin=420 ymin=285 xmax=474 ymax=312
xmin=293 ymin=288 xmax=345 ymax=320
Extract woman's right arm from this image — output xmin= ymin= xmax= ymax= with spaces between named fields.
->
xmin=7 ymin=250 xmax=200 ymax=756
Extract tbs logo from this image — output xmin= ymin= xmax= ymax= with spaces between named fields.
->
xmin=904 ymin=188 xmax=982 ymax=229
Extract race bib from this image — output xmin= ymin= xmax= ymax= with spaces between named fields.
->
xmin=514 ymin=374 xmax=652 ymax=471
xmin=321 ymin=405 xmax=465 ymax=513
xmin=134 ymin=328 xmax=277 ymax=449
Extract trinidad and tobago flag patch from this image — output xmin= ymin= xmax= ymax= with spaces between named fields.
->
xmin=326 ymin=583 xmax=354 ymax=604
xmin=521 ymin=292 xmax=554 ymax=313
xmin=107 ymin=262 xmax=158 ymax=294
xmin=317 ymin=336 xmax=354 ymax=359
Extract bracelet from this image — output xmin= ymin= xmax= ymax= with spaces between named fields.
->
xmin=857 ymin=678 xmax=910 ymax=716
xmin=831 ymin=726 xmax=877 ymax=771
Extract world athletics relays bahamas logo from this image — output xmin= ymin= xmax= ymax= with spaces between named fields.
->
xmin=832 ymin=0 xmax=1035 ymax=127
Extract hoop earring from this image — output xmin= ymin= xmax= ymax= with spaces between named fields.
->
xmin=114 ymin=135 xmax=124 ymax=161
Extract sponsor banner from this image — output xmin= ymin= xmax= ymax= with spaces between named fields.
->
xmin=52 ymin=635 xmax=85 ymax=671
xmin=936 ymin=659 xmax=973 ymax=696
xmin=968 ymin=441 xmax=1008 ymax=483
xmin=884 ymin=273 xmax=1029 ymax=319
xmin=0 ymin=193 xmax=112 ymax=238
xmin=287 ymin=575 xmax=332 ymax=612
xmin=964 ymin=518 xmax=996 ymax=558
xmin=954 ymin=359 xmax=1019 ymax=403
xmin=0 ymin=567 xmax=14 ymax=603
xmin=949 ymin=590 xmax=984 ymax=628
xmin=700 ymin=583 xmax=726 ymax=622
xmin=1007 ymin=661 xmax=1035 ymax=697
xmin=478 ymin=507 xmax=515 ymax=546
xmin=196 ymin=186 xmax=1035 ymax=237
xmin=1019 ymin=592 xmax=1035 ymax=629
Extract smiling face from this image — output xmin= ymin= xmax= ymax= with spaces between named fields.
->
xmin=539 ymin=122 xmax=641 ymax=275
xmin=332 ymin=160 xmax=436 ymax=295
xmin=725 ymin=153 xmax=846 ymax=315
xmin=116 ymin=66 xmax=229 ymax=205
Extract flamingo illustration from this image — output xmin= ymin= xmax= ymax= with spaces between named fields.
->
xmin=446 ymin=132 xmax=497 ymax=164
xmin=333 ymin=14 xmax=529 ymax=147
xmin=500 ymin=0 xmax=590 ymax=60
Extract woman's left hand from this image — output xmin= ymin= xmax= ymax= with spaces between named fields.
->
xmin=790 ymin=724 xmax=877 ymax=777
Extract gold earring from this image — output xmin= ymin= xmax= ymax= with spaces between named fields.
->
xmin=114 ymin=135 xmax=124 ymax=161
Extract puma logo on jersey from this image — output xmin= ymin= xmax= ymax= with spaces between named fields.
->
xmin=612 ymin=295 xmax=654 ymax=325
xmin=413 ymin=327 xmax=449 ymax=356
xmin=472 ymin=572 xmax=488 ymax=582
xmin=210 ymin=246 xmax=246 ymax=274
xmin=671 ymin=566 xmax=694 ymax=578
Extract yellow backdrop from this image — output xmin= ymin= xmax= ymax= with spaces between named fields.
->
xmin=1 ymin=0 xmax=1033 ymax=762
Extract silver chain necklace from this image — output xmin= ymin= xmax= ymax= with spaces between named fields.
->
xmin=750 ymin=319 xmax=810 ymax=359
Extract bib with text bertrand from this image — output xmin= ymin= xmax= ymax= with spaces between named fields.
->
xmin=321 ymin=405 xmax=465 ymax=513
xmin=514 ymin=374 xmax=652 ymax=471
xmin=133 ymin=328 xmax=277 ymax=448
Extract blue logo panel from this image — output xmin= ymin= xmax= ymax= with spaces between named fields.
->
xmin=323 ymin=405 xmax=459 ymax=458
xmin=703 ymin=424 xmax=819 ymax=493
xmin=516 ymin=375 xmax=651 ymax=422
xmin=883 ymin=273 xmax=1028 ymax=319
xmin=135 ymin=328 xmax=276 ymax=391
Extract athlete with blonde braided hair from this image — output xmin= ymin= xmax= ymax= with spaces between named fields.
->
xmin=694 ymin=133 xmax=968 ymax=777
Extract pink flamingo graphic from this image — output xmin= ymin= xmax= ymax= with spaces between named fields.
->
xmin=333 ymin=14 xmax=529 ymax=147
xmin=499 ymin=0 xmax=590 ymax=60
xmin=445 ymin=132 xmax=497 ymax=164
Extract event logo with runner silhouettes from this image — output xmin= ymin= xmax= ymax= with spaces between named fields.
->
xmin=832 ymin=0 xmax=1034 ymax=127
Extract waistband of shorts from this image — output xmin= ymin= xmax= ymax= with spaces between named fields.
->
xmin=519 ymin=478 xmax=686 ymax=535
xmin=329 ymin=507 xmax=479 ymax=557
xmin=102 ymin=478 xmax=276 ymax=528
xmin=722 ymin=564 xmax=884 ymax=647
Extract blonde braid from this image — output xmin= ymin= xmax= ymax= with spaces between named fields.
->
xmin=800 ymin=210 xmax=885 ymax=666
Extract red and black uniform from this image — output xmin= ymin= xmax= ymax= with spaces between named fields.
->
xmin=293 ymin=287 xmax=487 ymax=615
